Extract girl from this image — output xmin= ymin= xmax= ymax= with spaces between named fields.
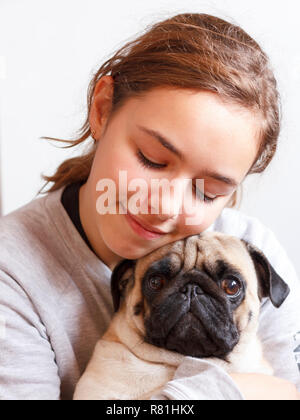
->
xmin=0 ymin=12 xmax=299 ymax=400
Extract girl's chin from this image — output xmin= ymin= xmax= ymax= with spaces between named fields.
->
xmin=106 ymin=241 xmax=149 ymax=261
xmin=100 ymin=225 xmax=148 ymax=261
xmin=99 ymin=205 xmax=169 ymax=260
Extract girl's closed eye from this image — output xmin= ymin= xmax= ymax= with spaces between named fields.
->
xmin=136 ymin=149 xmax=167 ymax=170
xmin=136 ymin=149 xmax=218 ymax=205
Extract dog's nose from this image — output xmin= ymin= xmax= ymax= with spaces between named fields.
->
xmin=180 ymin=283 xmax=204 ymax=297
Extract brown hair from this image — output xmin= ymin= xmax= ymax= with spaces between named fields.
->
xmin=38 ymin=12 xmax=281 ymax=209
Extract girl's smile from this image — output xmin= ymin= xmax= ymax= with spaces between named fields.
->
xmin=124 ymin=208 xmax=167 ymax=240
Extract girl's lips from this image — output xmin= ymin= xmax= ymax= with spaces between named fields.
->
xmin=124 ymin=209 xmax=167 ymax=240
xmin=128 ymin=210 xmax=167 ymax=233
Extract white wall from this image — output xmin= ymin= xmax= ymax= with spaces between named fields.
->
xmin=0 ymin=0 xmax=299 ymax=275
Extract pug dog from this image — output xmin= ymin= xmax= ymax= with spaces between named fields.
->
xmin=73 ymin=231 xmax=290 ymax=400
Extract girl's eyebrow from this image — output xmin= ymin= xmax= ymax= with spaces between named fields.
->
xmin=137 ymin=125 xmax=184 ymax=160
xmin=136 ymin=125 xmax=239 ymax=188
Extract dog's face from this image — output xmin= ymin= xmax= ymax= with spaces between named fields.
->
xmin=111 ymin=232 xmax=290 ymax=359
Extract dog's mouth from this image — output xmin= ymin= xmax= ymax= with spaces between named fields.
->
xmin=144 ymin=293 xmax=240 ymax=359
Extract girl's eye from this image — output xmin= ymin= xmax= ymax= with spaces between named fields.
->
xmin=136 ymin=150 xmax=218 ymax=205
xmin=137 ymin=150 xmax=167 ymax=170
xmin=193 ymin=185 xmax=217 ymax=205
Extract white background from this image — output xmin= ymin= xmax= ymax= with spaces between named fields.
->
xmin=0 ymin=0 xmax=299 ymax=274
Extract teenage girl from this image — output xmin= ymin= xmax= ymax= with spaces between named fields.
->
xmin=0 ymin=13 xmax=299 ymax=400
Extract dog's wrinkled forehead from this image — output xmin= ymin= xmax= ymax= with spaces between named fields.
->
xmin=134 ymin=231 xmax=253 ymax=281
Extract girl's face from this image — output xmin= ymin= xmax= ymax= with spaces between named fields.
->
xmin=80 ymin=77 xmax=260 ymax=270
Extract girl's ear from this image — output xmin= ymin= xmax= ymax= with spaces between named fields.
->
xmin=110 ymin=259 xmax=136 ymax=312
xmin=242 ymin=240 xmax=290 ymax=308
xmin=89 ymin=75 xmax=114 ymax=141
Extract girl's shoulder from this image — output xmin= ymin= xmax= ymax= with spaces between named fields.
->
xmin=208 ymin=207 xmax=299 ymax=291
xmin=207 ymin=206 xmax=270 ymax=241
xmin=208 ymin=206 xmax=282 ymax=255
xmin=0 ymin=189 xmax=62 ymax=253
xmin=0 ymin=188 xmax=74 ymax=288
xmin=0 ymin=192 xmax=50 ymax=257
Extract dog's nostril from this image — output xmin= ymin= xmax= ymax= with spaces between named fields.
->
xmin=180 ymin=285 xmax=187 ymax=294
xmin=195 ymin=286 xmax=203 ymax=295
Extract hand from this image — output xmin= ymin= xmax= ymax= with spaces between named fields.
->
xmin=229 ymin=373 xmax=300 ymax=400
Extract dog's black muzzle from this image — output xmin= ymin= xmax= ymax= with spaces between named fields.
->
xmin=144 ymin=270 xmax=240 ymax=359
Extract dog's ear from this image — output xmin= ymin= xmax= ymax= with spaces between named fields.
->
xmin=242 ymin=240 xmax=290 ymax=308
xmin=111 ymin=259 xmax=136 ymax=312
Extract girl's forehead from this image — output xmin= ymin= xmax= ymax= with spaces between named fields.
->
xmin=124 ymin=88 xmax=260 ymax=144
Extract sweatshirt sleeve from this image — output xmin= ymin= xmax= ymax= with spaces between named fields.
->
xmin=150 ymin=357 xmax=244 ymax=400
xmin=0 ymin=269 xmax=61 ymax=400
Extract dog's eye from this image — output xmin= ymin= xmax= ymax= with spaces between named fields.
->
xmin=148 ymin=275 xmax=165 ymax=291
xmin=221 ymin=278 xmax=242 ymax=297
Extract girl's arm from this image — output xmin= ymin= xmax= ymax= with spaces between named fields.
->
xmin=0 ymin=269 xmax=61 ymax=400
xmin=229 ymin=373 xmax=300 ymax=400
xmin=150 ymin=359 xmax=300 ymax=401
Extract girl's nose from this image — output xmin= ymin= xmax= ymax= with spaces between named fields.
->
xmin=148 ymin=193 xmax=182 ymax=222
xmin=155 ymin=211 xmax=178 ymax=222
xmin=141 ymin=178 xmax=203 ymax=224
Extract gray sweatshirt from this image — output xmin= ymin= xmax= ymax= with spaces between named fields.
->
xmin=0 ymin=186 xmax=299 ymax=400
